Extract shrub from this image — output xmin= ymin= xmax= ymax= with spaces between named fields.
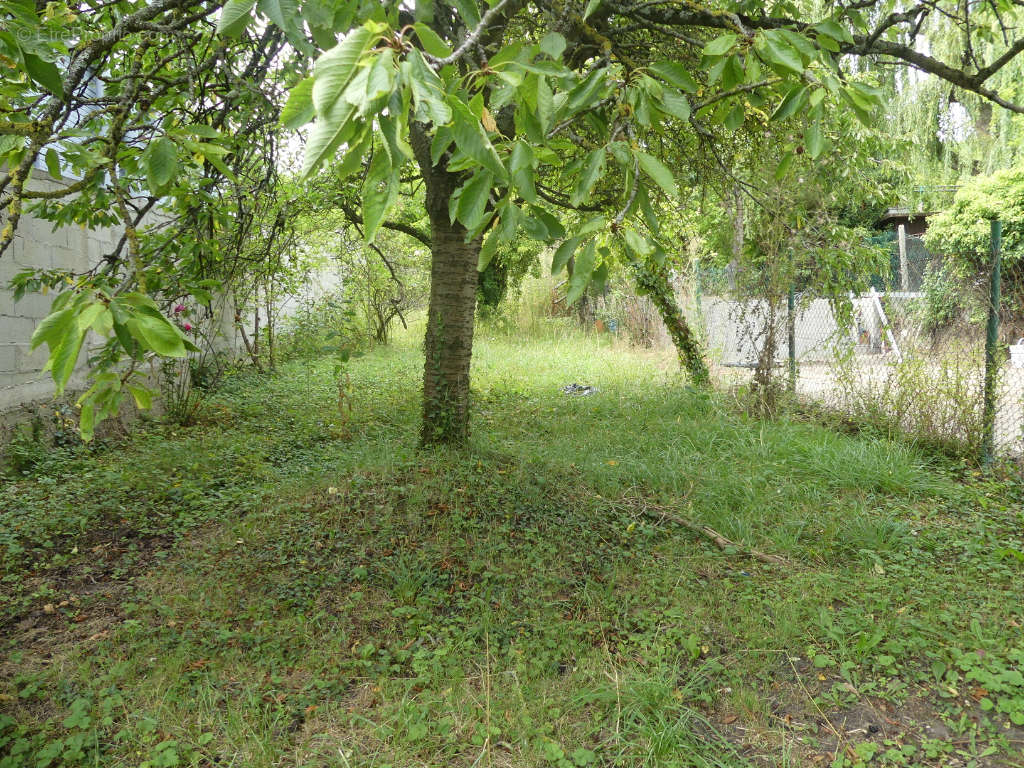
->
xmin=915 ymin=261 xmax=982 ymax=333
xmin=925 ymin=167 xmax=1024 ymax=317
xmin=924 ymin=167 xmax=1024 ymax=269
xmin=6 ymin=418 xmax=49 ymax=475
xmin=274 ymin=291 xmax=362 ymax=362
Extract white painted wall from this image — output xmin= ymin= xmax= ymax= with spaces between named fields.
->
xmin=698 ymin=295 xmax=850 ymax=366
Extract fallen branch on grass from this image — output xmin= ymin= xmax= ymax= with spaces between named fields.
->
xmin=640 ymin=505 xmax=791 ymax=566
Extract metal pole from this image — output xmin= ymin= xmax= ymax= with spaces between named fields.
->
xmin=787 ymin=286 xmax=796 ymax=392
xmin=982 ymin=219 xmax=1002 ymax=466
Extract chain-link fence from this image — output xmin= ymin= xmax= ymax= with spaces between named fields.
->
xmin=684 ymin=221 xmax=1023 ymax=462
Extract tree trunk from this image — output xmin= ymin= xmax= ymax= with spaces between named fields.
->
xmin=632 ymin=263 xmax=710 ymax=388
xmin=421 ymin=218 xmax=480 ymax=444
xmin=411 ymin=121 xmax=481 ymax=445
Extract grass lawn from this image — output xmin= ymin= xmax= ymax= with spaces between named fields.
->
xmin=2 ymin=326 xmax=1024 ymax=768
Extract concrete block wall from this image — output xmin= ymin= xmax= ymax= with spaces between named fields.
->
xmin=1 ymin=169 xmax=240 ymax=414
xmin=0 ymin=171 xmax=99 ymax=411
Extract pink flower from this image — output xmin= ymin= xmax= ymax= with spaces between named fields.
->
xmin=173 ymin=304 xmax=186 ymax=314
xmin=183 ymin=322 xmax=193 ymax=332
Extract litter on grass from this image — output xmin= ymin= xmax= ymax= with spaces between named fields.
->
xmin=561 ymin=383 xmax=598 ymax=396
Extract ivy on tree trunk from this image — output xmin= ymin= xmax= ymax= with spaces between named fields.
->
xmin=632 ymin=263 xmax=710 ymax=388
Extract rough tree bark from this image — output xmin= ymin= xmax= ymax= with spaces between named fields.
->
xmin=411 ymin=123 xmax=481 ymax=445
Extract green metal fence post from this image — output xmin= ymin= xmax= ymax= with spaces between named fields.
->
xmin=982 ymin=219 xmax=1002 ymax=466
xmin=787 ymin=286 xmax=796 ymax=392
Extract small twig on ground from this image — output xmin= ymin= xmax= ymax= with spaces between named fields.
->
xmin=787 ymin=656 xmax=847 ymax=760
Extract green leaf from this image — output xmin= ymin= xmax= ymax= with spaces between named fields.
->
xmin=359 ymin=50 xmax=395 ymax=115
xmin=846 ymin=9 xmax=869 ymax=32
xmin=181 ymin=124 xmax=221 ymax=139
xmin=838 ymin=88 xmax=874 ymax=126
xmin=192 ymin=141 xmax=235 ymax=181
xmin=571 ymin=148 xmax=605 ymax=207
xmin=454 ymin=169 xmax=494 ymax=231
xmin=216 ymin=0 xmax=256 ymax=36
xmin=30 ymin=307 xmax=74 ymax=351
xmin=146 ymin=137 xmax=177 ymax=190
xmin=379 ymin=105 xmax=413 ymax=165
xmin=301 ymin=98 xmax=358 ymax=178
xmin=649 ymin=61 xmax=698 ymax=93
xmin=312 ymin=23 xmax=381 ymax=116
xmin=450 ymin=102 xmax=506 ymax=180
xmin=530 ymin=207 xmax=564 ymax=240
xmin=635 ymin=151 xmax=677 ymax=198
xmin=334 ymin=127 xmax=372 ymax=181
xmin=413 ymin=23 xmax=452 ymax=58
xmin=91 ymin=307 xmax=114 ymax=337
xmin=44 ymin=148 xmax=61 ymax=180
xmin=128 ymin=385 xmax=153 ymax=410
xmin=539 ymin=32 xmax=566 ymax=60
xmin=23 ymin=53 xmax=63 ymax=98
xmin=657 ymin=90 xmax=691 ymax=120
xmin=451 ymin=0 xmax=481 ymax=28
xmin=590 ymin=261 xmax=609 ymax=294
xmin=582 ymin=0 xmax=601 ymax=21
xmin=280 ymin=78 xmax=315 ymax=129
xmin=257 ymin=0 xmax=300 ymax=38
xmin=637 ymin=185 xmax=659 ymax=235
xmin=551 ymin=237 xmax=580 ymax=275
xmin=566 ymin=239 xmax=597 ymax=303
xmin=774 ymin=151 xmax=794 ymax=181
xmin=623 ymin=229 xmax=653 ymax=257
xmin=724 ymin=104 xmax=745 ymax=130
xmin=770 ymin=85 xmax=808 ymax=121
xmin=776 ymin=29 xmax=817 ymax=64
xmin=112 ymin=317 xmax=136 ymax=357
xmin=509 ymin=141 xmax=536 ymax=203
xmin=806 ymin=123 xmax=825 ymax=158
xmin=703 ymin=34 xmax=737 ymax=57
xmin=536 ymin=77 xmax=553 ymax=135
xmin=571 ymin=747 xmax=597 ymax=766
xmin=133 ymin=315 xmax=187 ymax=357
xmin=565 ymin=68 xmax=608 ymax=114
xmin=576 ymin=215 xmax=608 ymax=237
xmin=79 ymin=402 xmax=95 ymax=442
xmin=721 ymin=55 xmax=744 ymax=90
xmin=478 ymin=221 xmax=504 ymax=272
xmin=361 ymin=149 xmax=398 ymax=242
xmin=47 ymin=325 xmax=86 ymax=394
xmin=847 ymin=82 xmax=883 ymax=108
xmin=75 ymin=302 xmax=106 ymax=333
xmin=407 ymin=50 xmax=452 ymax=126
xmin=0 ymin=134 xmax=24 ymax=158
xmin=757 ymin=31 xmax=805 ymax=76
xmin=813 ymin=19 xmax=853 ymax=44
xmin=816 ymin=33 xmax=840 ymax=53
